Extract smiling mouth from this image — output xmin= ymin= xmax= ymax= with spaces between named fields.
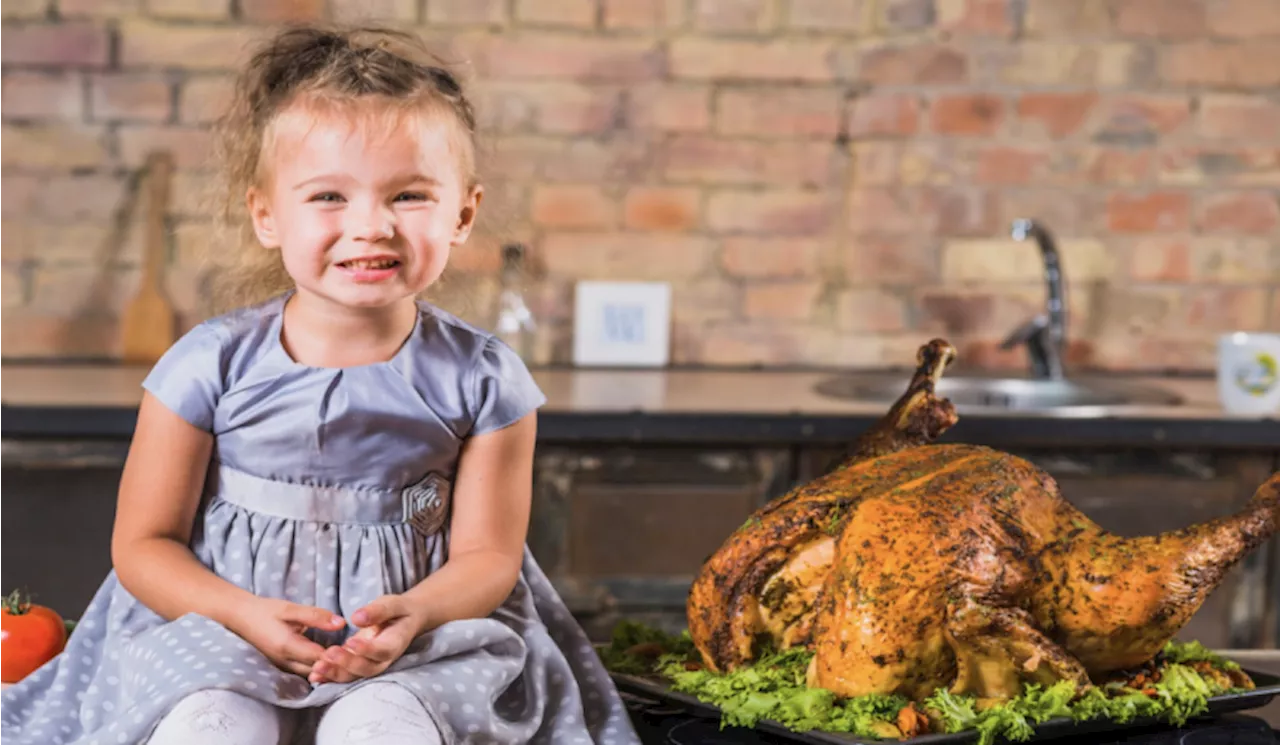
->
xmin=337 ymin=258 xmax=401 ymax=270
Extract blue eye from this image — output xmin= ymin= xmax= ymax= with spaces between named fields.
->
xmin=310 ymin=192 xmax=344 ymax=203
xmin=394 ymin=192 xmax=428 ymax=202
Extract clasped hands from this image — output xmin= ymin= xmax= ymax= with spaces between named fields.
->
xmin=231 ymin=594 xmax=425 ymax=684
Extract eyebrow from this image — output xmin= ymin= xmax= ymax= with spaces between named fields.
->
xmin=291 ymin=174 xmax=444 ymax=191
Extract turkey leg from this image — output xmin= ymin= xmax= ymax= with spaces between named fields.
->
xmin=835 ymin=338 xmax=960 ymax=468
xmin=1036 ymin=471 xmax=1280 ymax=674
xmin=946 ymin=600 xmax=1090 ymax=701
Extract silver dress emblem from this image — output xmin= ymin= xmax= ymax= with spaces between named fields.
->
xmin=402 ymin=473 xmax=450 ymax=537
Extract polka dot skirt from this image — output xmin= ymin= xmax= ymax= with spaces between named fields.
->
xmin=1 ymin=501 xmax=640 ymax=745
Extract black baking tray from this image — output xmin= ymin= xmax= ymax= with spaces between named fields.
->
xmin=609 ymin=669 xmax=1280 ymax=744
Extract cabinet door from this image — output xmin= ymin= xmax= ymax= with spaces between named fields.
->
xmin=530 ymin=446 xmax=791 ymax=640
xmin=1 ymin=451 xmax=125 ymax=619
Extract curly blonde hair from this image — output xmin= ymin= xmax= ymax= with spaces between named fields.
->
xmin=205 ymin=24 xmax=479 ymax=313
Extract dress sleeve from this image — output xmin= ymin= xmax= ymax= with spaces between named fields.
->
xmin=140 ymin=322 xmax=227 ymax=432
xmin=469 ymin=336 xmax=547 ymax=436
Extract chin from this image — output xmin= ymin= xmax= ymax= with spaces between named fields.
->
xmin=312 ymin=286 xmax=414 ymax=310
xmin=346 ymin=293 xmax=417 ymax=310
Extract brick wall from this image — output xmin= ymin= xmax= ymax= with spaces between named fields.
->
xmin=2 ymin=0 xmax=1278 ymax=371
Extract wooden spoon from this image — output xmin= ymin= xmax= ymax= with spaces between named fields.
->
xmin=120 ymin=151 xmax=176 ymax=365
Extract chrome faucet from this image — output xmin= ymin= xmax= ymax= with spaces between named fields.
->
xmin=1000 ymin=219 xmax=1067 ymax=380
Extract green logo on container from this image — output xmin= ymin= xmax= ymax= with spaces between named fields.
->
xmin=1235 ymin=352 xmax=1278 ymax=397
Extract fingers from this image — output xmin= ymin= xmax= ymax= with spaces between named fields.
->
xmin=280 ymin=658 xmax=315 ymax=678
xmin=351 ymin=625 xmax=379 ymax=643
xmin=311 ymin=646 xmax=383 ymax=684
xmin=330 ymin=645 xmax=383 ymax=677
xmin=342 ymin=633 xmax=398 ymax=664
xmin=309 ymin=626 xmax=404 ymax=684
xmin=283 ymin=634 xmax=328 ymax=666
xmin=310 ymin=659 xmax=358 ymax=684
xmin=280 ymin=603 xmax=347 ymax=632
xmin=273 ymin=595 xmax=411 ymax=685
xmin=351 ymin=595 xmax=404 ymax=628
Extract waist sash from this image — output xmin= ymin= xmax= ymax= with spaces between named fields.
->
xmin=206 ymin=464 xmax=451 ymax=535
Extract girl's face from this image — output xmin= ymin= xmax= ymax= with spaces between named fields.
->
xmin=247 ymin=102 xmax=481 ymax=313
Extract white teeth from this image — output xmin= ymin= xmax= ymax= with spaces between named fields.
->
xmin=344 ymin=259 xmax=397 ymax=270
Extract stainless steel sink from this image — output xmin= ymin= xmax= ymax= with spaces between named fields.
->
xmin=813 ymin=375 xmax=1183 ymax=415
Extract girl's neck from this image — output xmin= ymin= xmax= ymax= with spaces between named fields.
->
xmin=280 ymin=290 xmax=419 ymax=368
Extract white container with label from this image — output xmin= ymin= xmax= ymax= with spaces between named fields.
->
xmin=1217 ymin=332 xmax=1280 ymax=417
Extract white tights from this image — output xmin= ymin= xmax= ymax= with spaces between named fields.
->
xmin=147 ymin=689 xmax=293 ymax=745
xmin=147 ymin=683 xmax=444 ymax=745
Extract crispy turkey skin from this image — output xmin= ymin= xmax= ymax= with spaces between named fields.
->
xmin=687 ymin=339 xmax=1280 ymax=703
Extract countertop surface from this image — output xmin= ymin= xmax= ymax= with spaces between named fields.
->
xmin=3 ymin=362 xmax=1278 ymax=448
xmin=0 ymin=362 xmax=1244 ymax=416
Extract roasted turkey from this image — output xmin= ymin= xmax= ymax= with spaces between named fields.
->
xmin=687 ymin=339 xmax=1280 ymax=703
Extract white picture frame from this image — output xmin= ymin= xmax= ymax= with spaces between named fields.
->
xmin=573 ymin=281 xmax=672 ymax=367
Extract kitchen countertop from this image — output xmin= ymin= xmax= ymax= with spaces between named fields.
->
xmin=2 ymin=362 xmax=1278 ymax=449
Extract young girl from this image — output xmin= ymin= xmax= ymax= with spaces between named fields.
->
xmin=2 ymin=24 xmax=641 ymax=745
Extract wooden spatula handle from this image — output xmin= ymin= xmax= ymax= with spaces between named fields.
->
xmin=120 ymin=150 xmax=178 ymax=364
xmin=143 ymin=151 xmax=174 ymax=286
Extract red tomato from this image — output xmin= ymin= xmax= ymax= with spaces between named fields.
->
xmin=1 ymin=590 xmax=67 ymax=684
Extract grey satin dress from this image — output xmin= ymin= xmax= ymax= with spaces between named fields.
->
xmin=0 ymin=293 xmax=641 ymax=745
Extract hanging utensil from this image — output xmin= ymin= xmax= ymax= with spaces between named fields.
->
xmin=120 ymin=150 xmax=176 ymax=365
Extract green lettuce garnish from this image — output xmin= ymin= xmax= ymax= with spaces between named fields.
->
xmin=594 ymin=619 xmax=695 ymax=675
xmin=660 ymin=647 xmax=907 ymax=737
xmin=1158 ymin=639 xmax=1241 ymax=671
xmin=597 ymin=626 xmax=1249 ymax=743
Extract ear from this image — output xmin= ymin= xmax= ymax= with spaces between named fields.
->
xmin=246 ymin=187 xmax=281 ymax=249
xmin=452 ymin=185 xmax=483 ymax=247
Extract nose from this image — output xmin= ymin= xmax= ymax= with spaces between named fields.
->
xmin=348 ymin=203 xmax=396 ymax=242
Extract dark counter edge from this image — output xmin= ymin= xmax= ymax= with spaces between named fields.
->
xmin=4 ymin=404 xmax=1279 ymax=450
